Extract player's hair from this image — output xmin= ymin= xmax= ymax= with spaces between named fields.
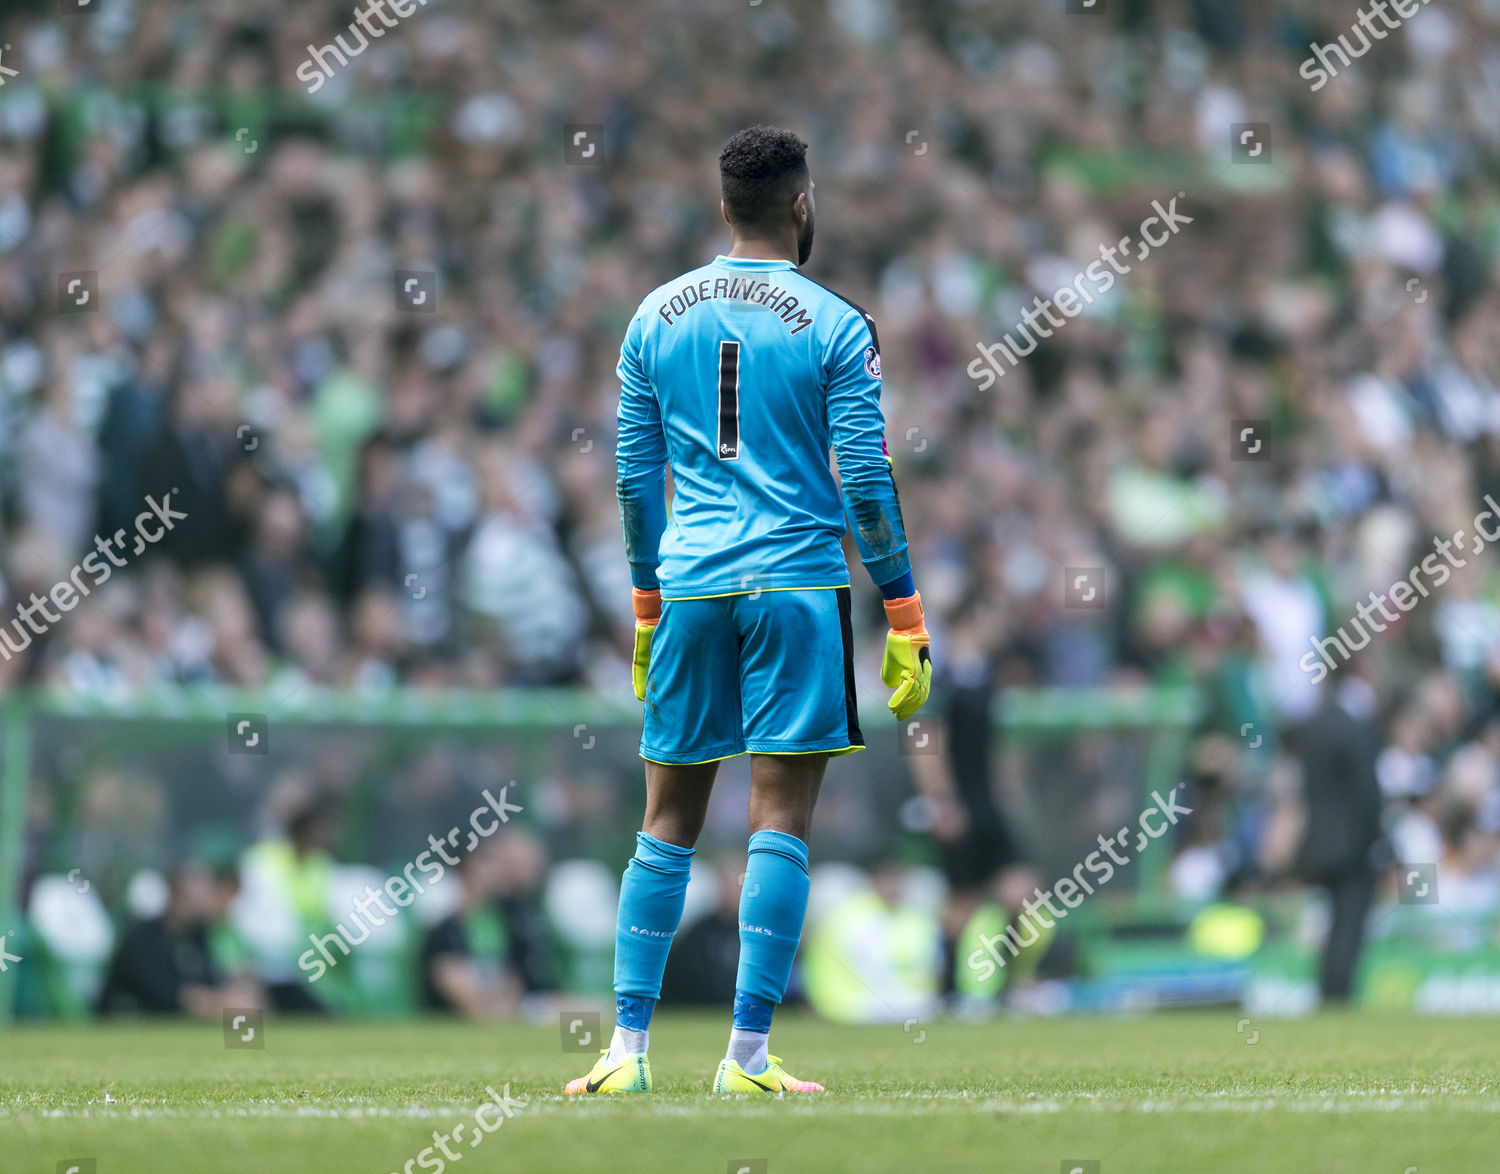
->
xmin=718 ymin=125 xmax=809 ymax=231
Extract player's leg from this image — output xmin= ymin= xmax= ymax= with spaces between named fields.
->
xmin=565 ymin=761 xmax=717 ymax=1095
xmin=746 ymin=750 xmax=825 ymax=839
xmin=568 ymin=596 xmax=741 ymax=1095
xmin=607 ymin=759 xmax=718 ymax=1058
xmin=715 ymin=588 xmax=860 ymax=1094
xmin=713 ymin=751 xmax=828 ymax=1093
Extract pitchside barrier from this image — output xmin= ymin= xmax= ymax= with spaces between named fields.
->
xmin=0 ymin=683 xmax=1200 ymax=1024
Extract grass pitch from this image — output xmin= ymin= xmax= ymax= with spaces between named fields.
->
xmin=1 ymin=1011 xmax=1495 ymax=1173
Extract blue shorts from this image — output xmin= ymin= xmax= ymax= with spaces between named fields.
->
xmin=640 ymin=587 xmax=865 ymax=764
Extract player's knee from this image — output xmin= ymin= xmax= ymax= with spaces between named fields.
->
xmin=641 ymin=811 xmax=702 ymax=848
xmin=747 ymin=794 xmax=815 ymax=840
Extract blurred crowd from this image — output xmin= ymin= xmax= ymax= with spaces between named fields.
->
xmin=6 ymin=0 xmax=1500 ymax=959
xmin=21 ymin=781 xmax=970 ymax=1024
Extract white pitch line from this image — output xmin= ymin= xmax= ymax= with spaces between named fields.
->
xmin=4 ymin=1090 xmax=1500 ymax=1121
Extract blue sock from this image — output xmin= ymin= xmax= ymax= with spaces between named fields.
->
xmin=733 ymin=829 xmax=811 ymax=1029
xmin=616 ymin=994 xmax=654 ymax=1033
xmin=613 ymin=832 xmax=694 ymax=1026
xmin=733 ymin=990 xmax=775 ymax=1032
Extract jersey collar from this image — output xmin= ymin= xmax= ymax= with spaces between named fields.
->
xmin=714 ymin=255 xmax=796 ymax=270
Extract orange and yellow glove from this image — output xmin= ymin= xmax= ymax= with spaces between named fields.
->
xmin=631 ymin=588 xmax=661 ymax=701
xmin=881 ymin=591 xmax=932 ymax=721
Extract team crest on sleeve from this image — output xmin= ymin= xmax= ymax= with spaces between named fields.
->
xmin=863 ymin=345 xmax=881 ymax=380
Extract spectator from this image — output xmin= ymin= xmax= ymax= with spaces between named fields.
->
xmin=1285 ymin=674 xmax=1385 ymax=1003
xmin=802 ymin=861 xmax=942 ymax=1025
xmin=237 ymin=789 xmax=344 ymax=1014
xmin=98 ymin=860 xmax=261 ymax=1018
xmin=420 ymin=828 xmax=558 ymax=1017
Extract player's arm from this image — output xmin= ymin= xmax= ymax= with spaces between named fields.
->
xmin=824 ymin=308 xmax=931 ymax=721
xmin=615 ymin=312 xmax=668 ymax=701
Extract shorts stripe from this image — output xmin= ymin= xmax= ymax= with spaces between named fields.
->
xmin=836 ymin=586 xmax=864 ymax=748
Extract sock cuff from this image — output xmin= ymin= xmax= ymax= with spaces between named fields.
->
xmin=747 ymin=829 xmax=809 ymax=872
xmin=636 ymin=831 xmax=695 ymax=867
xmin=733 ymin=989 xmax=776 ymax=1031
xmin=615 ymin=993 xmax=654 ymax=1032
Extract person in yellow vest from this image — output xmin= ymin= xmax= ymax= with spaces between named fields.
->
xmin=803 ymin=861 xmax=942 ymax=1025
xmin=953 ymin=865 xmax=1055 ymax=1010
xmin=236 ymin=790 xmax=343 ymax=1012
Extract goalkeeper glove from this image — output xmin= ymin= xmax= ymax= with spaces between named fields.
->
xmin=881 ymin=591 xmax=932 ymax=722
xmin=631 ymin=588 xmax=661 ymax=701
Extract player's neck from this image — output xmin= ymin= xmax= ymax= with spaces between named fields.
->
xmin=727 ymin=236 xmax=799 ymax=266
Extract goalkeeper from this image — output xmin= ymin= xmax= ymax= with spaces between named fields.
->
xmin=566 ymin=125 xmax=929 ymax=1099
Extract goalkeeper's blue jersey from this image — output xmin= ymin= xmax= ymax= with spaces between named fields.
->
xmin=615 ymin=254 xmax=911 ymax=599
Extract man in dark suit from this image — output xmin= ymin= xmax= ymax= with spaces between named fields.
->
xmin=1285 ymin=672 xmax=1385 ymax=1002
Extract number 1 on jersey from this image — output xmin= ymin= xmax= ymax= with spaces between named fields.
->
xmin=717 ymin=340 xmax=740 ymax=461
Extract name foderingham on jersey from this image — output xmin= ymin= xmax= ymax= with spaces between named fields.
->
xmin=657 ymin=276 xmax=815 ymax=335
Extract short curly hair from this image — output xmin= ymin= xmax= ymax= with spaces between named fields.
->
xmin=718 ymin=125 xmax=809 ymax=231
